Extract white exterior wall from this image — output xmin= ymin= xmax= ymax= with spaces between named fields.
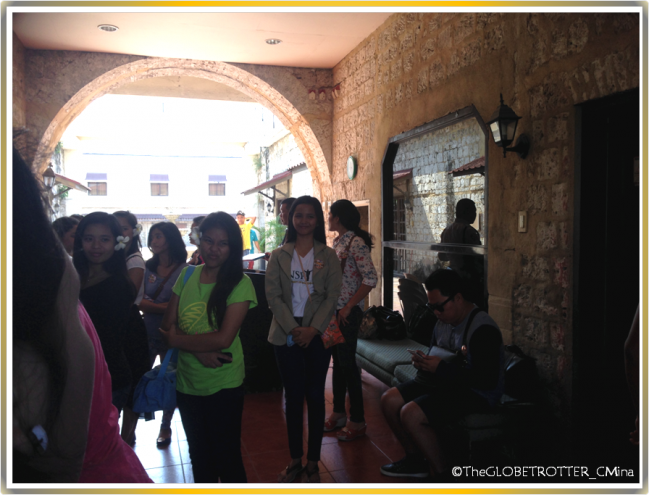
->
xmin=63 ymin=148 xmax=259 ymax=218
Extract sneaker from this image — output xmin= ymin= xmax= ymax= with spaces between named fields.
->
xmin=380 ymin=457 xmax=429 ymax=478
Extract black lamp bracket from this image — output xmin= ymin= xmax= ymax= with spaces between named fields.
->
xmin=503 ymin=134 xmax=530 ymax=159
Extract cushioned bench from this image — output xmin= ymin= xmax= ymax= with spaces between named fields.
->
xmin=355 ymin=338 xmax=428 ymax=387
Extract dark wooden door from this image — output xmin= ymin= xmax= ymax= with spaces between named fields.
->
xmin=573 ymin=88 xmax=639 ymax=474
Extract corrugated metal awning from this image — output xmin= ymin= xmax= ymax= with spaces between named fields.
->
xmin=55 ymin=174 xmax=90 ymax=193
xmin=241 ymin=170 xmax=292 ymax=196
xmin=448 ymin=157 xmax=485 ymax=177
xmin=209 ymin=175 xmax=227 ymax=182
xmin=393 ymin=168 xmax=413 ymax=181
xmin=150 ymin=174 xmax=169 ymax=182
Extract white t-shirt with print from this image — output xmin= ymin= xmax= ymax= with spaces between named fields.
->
xmin=291 ymin=248 xmax=314 ymax=317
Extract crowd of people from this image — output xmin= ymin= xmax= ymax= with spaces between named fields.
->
xmin=13 ymin=146 xmax=525 ymax=484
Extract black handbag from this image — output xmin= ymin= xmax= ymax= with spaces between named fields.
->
xmin=359 ymin=306 xmax=379 ymax=339
xmin=375 ymin=306 xmax=407 ymax=341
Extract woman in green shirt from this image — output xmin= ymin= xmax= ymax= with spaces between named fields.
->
xmin=160 ymin=212 xmax=257 ymax=483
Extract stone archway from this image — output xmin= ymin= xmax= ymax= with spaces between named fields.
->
xmin=32 ymin=57 xmax=332 ymax=199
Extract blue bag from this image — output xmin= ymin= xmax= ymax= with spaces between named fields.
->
xmin=132 ymin=348 xmax=178 ymax=413
xmin=132 ymin=265 xmax=196 ymax=413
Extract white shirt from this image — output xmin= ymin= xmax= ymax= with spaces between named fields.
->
xmin=291 ymin=248 xmax=314 ymax=318
xmin=126 ymin=253 xmax=145 ymax=305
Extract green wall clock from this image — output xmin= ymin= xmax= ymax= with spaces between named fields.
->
xmin=347 ymin=155 xmax=358 ymax=180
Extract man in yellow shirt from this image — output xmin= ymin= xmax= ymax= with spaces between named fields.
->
xmin=236 ymin=210 xmax=257 ymax=256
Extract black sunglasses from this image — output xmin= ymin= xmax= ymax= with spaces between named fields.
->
xmin=426 ymin=295 xmax=455 ymax=313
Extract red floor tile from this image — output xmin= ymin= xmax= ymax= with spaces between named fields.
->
xmin=319 ymin=441 xmax=390 ymax=473
xmin=242 ymin=428 xmax=290 ymax=455
xmin=369 ymin=434 xmax=406 ymax=462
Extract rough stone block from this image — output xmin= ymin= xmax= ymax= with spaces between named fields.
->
xmin=552 ymin=183 xmax=568 ymax=216
xmin=568 ymin=17 xmax=589 ymax=54
xmin=536 ymin=148 xmax=559 ymax=180
xmin=404 ymin=52 xmax=414 ymax=73
xmin=537 ymin=222 xmax=558 ymax=250
xmin=364 ymin=78 xmax=374 ymax=96
xmin=551 ymin=323 xmax=565 ymax=351
xmin=460 ymin=40 xmax=482 ymax=68
xmin=401 ymin=33 xmax=414 ymax=53
xmin=393 ymin=15 xmax=407 ymax=39
xmin=477 ymin=12 xmax=501 ymax=30
xmin=405 ymin=79 xmax=413 ymax=99
xmin=533 ymin=120 xmax=545 ymax=145
xmin=428 ymin=15 xmax=442 ymax=33
xmin=533 ymin=287 xmax=559 ymax=317
xmin=526 ymin=13 xmax=542 ymax=35
xmin=528 ymin=38 xmax=548 ymax=75
xmin=522 ymin=255 xmax=550 ymax=281
xmin=552 ymin=29 xmax=568 ymax=60
xmin=438 ymin=26 xmax=452 ymax=49
xmin=547 ymin=112 xmax=569 ymax=143
xmin=454 ymin=13 xmax=475 ymax=44
xmin=417 ymin=68 xmax=428 ymax=93
xmin=513 ymin=284 xmax=532 ymax=307
xmin=395 ymin=83 xmax=403 ymax=103
xmin=421 ymin=38 xmax=436 ymax=61
xmin=391 ymin=59 xmax=403 ymax=81
xmin=562 ymin=146 xmax=570 ymax=176
xmin=559 ymin=221 xmax=569 ymax=249
xmin=524 ymin=317 xmax=548 ymax=346
xmin=379 ymin=29 xmax=392 ymax=53
xmin=526 ymin=184 xmax=548 ymax=213
xmin=613 ymin=13 xmax=638 ymax=33
xmin=553 ymin=257 xmax=569 ymax=288
xmin=484 ymin=25 xmax=505 ymax=53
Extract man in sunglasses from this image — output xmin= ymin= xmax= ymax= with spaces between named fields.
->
xmin=379 ymin=269 xmax=504 ymax=481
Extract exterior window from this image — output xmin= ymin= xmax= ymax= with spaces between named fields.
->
xmin=151 ymin=183 xmax=169 ymax=196
xmin=393 ymin=198 xmax=406 ymax=241
xmin=88 ymin=182 xmax=107 ymax=196
xmin=209 ymin=183 xmax=226 ymax=196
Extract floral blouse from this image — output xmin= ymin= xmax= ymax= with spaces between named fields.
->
xmin=333 ymin=231 xmax=378 ymax=310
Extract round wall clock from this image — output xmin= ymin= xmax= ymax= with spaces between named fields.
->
xmin=346 ymin=155 xmax=358 ymax=180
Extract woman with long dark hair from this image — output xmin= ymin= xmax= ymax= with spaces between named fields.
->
xmin=74 ymin=212 xmax=137 ymax=414
xmin=325 ymin=199 xmax=377 ymax=441
xmin=52 ymin=216 xmax=79 ymax=257
xmin=140 ymin=221 xmax=187 ymax=447
xmin=13 ymin=150 xmax=151 ymax=482
xmin=265 ymin=196 xmax=342 ymax=483
xmin=159 ymin=212 xmax=257 ymax=483
xmin=112 ymin=210 xmax=150 ymax=446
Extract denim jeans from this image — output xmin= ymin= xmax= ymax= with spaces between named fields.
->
xmin=177 ymin=386 xmax=247 ymax=483
xmin=274 ymin=334 xmax=332 ymax=462
xmin=332 ymin=305 xmax=365 ymax=423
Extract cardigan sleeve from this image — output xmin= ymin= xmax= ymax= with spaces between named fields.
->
xmin=265 ymin=248 xmax=300 ymax=335
xmin=309 ymin=247 xmax=343 ymax=333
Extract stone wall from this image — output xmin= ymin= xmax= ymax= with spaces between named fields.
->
xmin=331 ymin=12 xmax=639 ymax=418
xmin=12 ymin=33 xmax=27 ymax=158
xmin=18 ymin=52 xmax=334 ymax=199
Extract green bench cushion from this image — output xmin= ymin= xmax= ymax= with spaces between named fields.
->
xmin=356 ymin=339 xmax=428 ymax=375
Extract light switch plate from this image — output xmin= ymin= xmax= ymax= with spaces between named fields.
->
xmin=518 ymin=211 xmax=527 ymax=233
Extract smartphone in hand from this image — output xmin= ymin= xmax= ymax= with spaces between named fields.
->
xmin=218 ymin=352 xmax=233 ymax=364
xmin=407 ymin=349 xmax=424 ymax=359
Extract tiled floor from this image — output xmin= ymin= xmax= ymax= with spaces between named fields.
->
xmin=131 ymin=361 xmax=417 ymax=484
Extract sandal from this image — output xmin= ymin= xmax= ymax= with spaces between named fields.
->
xmin=278 ymin=461 xmax=303 ymax=483
xmin=304 ymin=464 xmax=320 ymax=483
xmin=323 ymin=416 xmax=347 ymax=432
xmin=337 ymin=424 xmax=367 ymax=441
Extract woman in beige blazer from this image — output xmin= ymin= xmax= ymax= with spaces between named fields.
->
xmin=266 ymin=196 xmax=342 ymax=483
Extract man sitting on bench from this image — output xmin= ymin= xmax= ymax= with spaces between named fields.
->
xmin=380 ymin=269 xmax=504 ymax=480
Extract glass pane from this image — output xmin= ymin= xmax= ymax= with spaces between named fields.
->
xmin=391 ymin=117 xmax=486 ymax=243
xmin=490 ymin=121 xmax=501 ymax=142
xmin=506 ymin=119 xmax=518 ymax=141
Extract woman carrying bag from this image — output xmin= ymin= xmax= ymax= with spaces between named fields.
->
xmin=140 ymin=222 xmax=188 ymax=447
xmin=159 ymin=212 xmax=257 ymax=483
xmin=325 ymin=199 xmax=378 ymax=441
xmin=265 ymin=196 xmax=342 ymax=483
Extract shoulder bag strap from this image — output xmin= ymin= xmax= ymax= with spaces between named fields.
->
xmin=339 ymin=235 xmax=357 ymax=272
xmin=156 ymin=348 xmax=178 ymax=380
xmin=150 ymin=264 xmax=178 ymax=302
xmin=183 ymin=265 xmax=196 ymax=285
xmin=461 ymin=307 xmax=483 ymax=348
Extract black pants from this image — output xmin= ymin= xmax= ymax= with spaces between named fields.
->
xmin=332 ymin=306 xmax=365 ymax=423
xmin=177 ymin=386 xmax=247 ymax=483
xmin=274 ymin=334 xmax=332 ymax=462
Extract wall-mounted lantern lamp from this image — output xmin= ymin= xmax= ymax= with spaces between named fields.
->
xmin=42 ymin=166 xmax=56 ymax=189
xmin=487 ymin=94 xmax=530 ymax=159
